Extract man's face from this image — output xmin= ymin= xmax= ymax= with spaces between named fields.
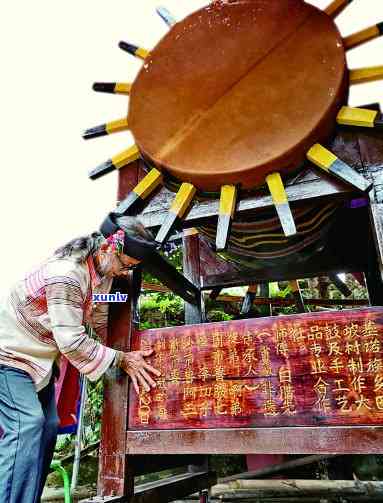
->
xmin=112 ymin=253 xmax=141 ymax=278
xmin=96 ymin=249 xmax=141 ymax=278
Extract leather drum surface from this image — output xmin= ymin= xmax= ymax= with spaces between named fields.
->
xmin=129 ymin=0 xmax=348 ymax=191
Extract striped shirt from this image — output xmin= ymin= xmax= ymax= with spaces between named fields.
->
xmin=0 ymin=254 xmax=116 ymax=391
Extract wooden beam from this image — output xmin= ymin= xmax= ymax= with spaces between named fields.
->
xmin=132 ymin=471 xmax=216 ymax=503
xmin=211 ymin=479 xmax=383 ymax=500
xmin=222 ymin=454 xmax=339 ymax=482
xmin=137 ymin=170 xmax=354 ymax=230
xmin=125 ymin=426 xmax=383 ymax=454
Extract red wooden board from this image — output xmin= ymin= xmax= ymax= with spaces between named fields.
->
xmin=129 ymin=308 xmax=383 ymax=430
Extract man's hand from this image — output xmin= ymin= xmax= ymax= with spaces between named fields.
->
xmin=119 ymin=349 xmax=161 ymax=394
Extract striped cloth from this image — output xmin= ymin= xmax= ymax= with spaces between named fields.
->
xmin=0 ymin=255 xmax=116 ymax=391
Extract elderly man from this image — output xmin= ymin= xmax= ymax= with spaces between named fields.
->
xmin=0 ymin=215 xmax=160 ymax=503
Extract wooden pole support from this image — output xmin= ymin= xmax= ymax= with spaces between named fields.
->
xmin=155 ymin=183 xmax=196 ymax=244
xmin=240 ymin=284 xmax=258 ymax=316
xmin=212 ymin=479 xmax=383 ymax=499
xmin=216 ymin=185 xmax=237 ymax=251
xmin=307 ymin=144 xmax=372 ymax=192
xmin=83 ymin=117 xmax=129 ymax=140
xmin=156 ymin=6 xmax=177 ymax=27
xmin=324 ymin=0 xmax=354 ymax=18
xmin=118 ymin=41 xmax=150 ymax=60
xmin=337 ymin=106 xmax=383 ymax=129
xmin=350 ymin=65 xmax=383 ymax=85
xmin=92 ymin=82 xmax=131 ymax=95
xmin=266 ymin=172 xmax=297 ymax=237
xmin=289 ymin=280 xmax=305 ymax=313
xmin=115 ymin=168 xmax=163 ymax=214
xmin=89 ymin=144 xmax=140 ymax=180
xmin=344 ymin=22 xmax=383 ymax=50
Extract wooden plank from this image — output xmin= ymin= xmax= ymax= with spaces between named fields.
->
xmin=131 ymin=471 xmax=216 ymax=503
xmin=125 ymin=426 xmax=383 ymax=455
xmin=128 ymin=308 xmax=383 ymax=430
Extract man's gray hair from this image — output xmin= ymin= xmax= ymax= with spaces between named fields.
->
xmin=54 ymin=216 xmax=153 ymax=263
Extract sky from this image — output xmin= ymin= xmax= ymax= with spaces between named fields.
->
xmin=0 ymin=0 xmax=382 ymax=296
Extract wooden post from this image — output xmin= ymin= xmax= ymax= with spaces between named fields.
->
xmin=98 ymin=271 xmax=141 ymax=498
xmin=183 ymin=229 xmax=205 ymax=325
xmin=182 ymin=228 xmax=209 ymax=474
xmin=97 ymin=162 xmax=141 ymax=498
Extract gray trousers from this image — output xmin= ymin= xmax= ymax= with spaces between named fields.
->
xmin=0 ymin=365 xmax=59 ymax=503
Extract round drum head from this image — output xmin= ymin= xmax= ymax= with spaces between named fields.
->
xmin=129 ymin=0 xmax=347 ymax=191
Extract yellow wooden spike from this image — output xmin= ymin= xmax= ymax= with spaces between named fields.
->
xmin=116 ymin=168 xmax=163 ymax=214
xmin=89 ymin=144 xmax=140 ymax=180
xmin=216 ymin=185 xmax=237 ymax=251
xmin=83 ymin=117 xmax=129 ymax=140
xmin=344 ymin=23 xmax=383 ymax=50
xmin=350 ymin=65 xmax=383 ymax=85
xmin=156 ymin=183 xmax=196 ymax=244
xmin=336 ymin=106 xmax=378 ymax=128
xmin=92 ymin=82 xmax=132 ymax=95
xmin=307 ymin=144 xmax=372 ymax=192
xmin=265 ymin=172 xmax=296 ymax=237
xmin=324 ymin=0 xmax=353 ymax=18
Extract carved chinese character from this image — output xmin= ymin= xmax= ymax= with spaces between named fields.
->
xmin=343 ymin=322 xmax=359 ymax=340
xmin=313 ymin=377 xmax=330 ymax=413
xmin=329 ymin=358 xmax=344 ymax=374
xmin=309 ymin=342 xmax=322 ymax=358
xmin=183 ymin=352 xmax=194 ymax=368
xmin=355 ymin=394 xmax=372 ymax=411
xmin=335 ymin=394 xmax=352 ymax=413
xmin=230 ymin=399 xmax=242 ymax=416
xmin=345 ymin=340 xmax=360 ymax=355
xmin=214 ymin=365 xmax=226 ymax=382
xmin=169 ymin=337 xmax=179 ymax=355
xmin=366 ymin=358 xmax=383 ymax=374
xmin=181 ymin=333 xmax=193 ymax=351
xmin=347 ymin=357 xmax=364 ymax=375
xmin=199 ymin=386 xmax=213 ymax=399
xmin=199 ymin=365 xmax=210 ymax=382
xmin=278 ymin=366 xmax=292 ymax=384
xmin=328 ymin=341 xmax=343 ymax=357
xmin=183 ymin=386 xmax=197 ymax=401
xmin=350 ymin=376 xmax=367 ymax=394
xmin=196 ymin=333 xmax=209 ymax=348
xmin=259 ymin=345 xmax=272 ymax=377
xmin=185 ymin=368 xmax=194 ymax=384
xmin=375 ymin=395 xmax=383 ymax=411
xmin=199 ymin=401 xmax=210 ymax=417
xmin=212 ymin=349 xmax=225 ymax=366
xmin=279 ymin=383 xmax=296 ymax=415
xmin=334 ymin=379 xmax=350 ymax=393
xmin=243 ymin=348 xmax=258 ymax=377
xmin=374 ymin=375 xmax=383 ymax=393
xmin=361 ymin=319 xmax=379 ymax=339
xmin=212 ymin=331 xmax=224 ymax=349
xmin=169 ymin=368 xmax=180 ymax=384
xmin=311 ymin=358 xmax=327 ymax=374
xmin=364 ymin=338 xmax=381 ymax=353
xmin=158 ymin=406 xmax=168 ymax=421
xmin=308 ymin=325 xmax=323 ymax=342
xmin=181 ymin=403 xmax=198 ymax=418
xmin=154 ymin=337 xmax=166 ymax=352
